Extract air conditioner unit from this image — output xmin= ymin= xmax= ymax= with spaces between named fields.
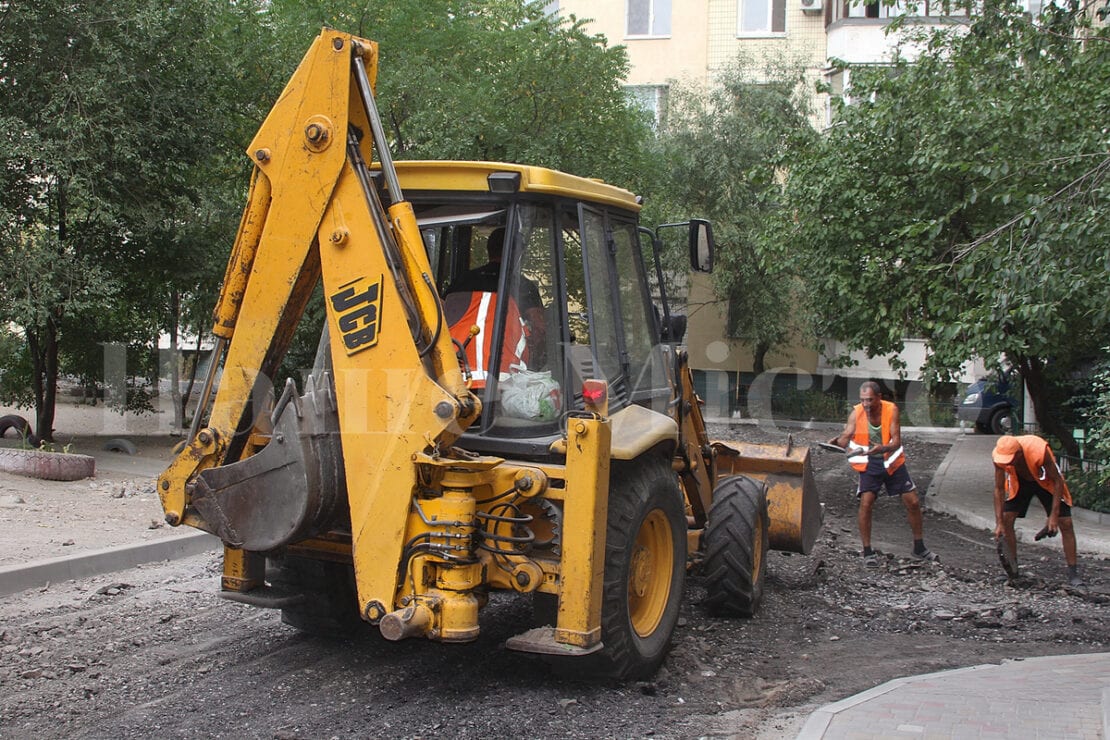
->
xmin=800 ymin=0 xmax=823 ymax=14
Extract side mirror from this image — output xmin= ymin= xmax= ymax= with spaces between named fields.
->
xmin=661 ymin=314 xmax=688 ymax=344
xmin=689 ymin=219 xmax=713 ymax=273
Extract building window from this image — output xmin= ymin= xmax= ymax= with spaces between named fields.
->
xmin=738 ymin=0 xmax=786 ymax=35
xmin=625 ymin=85 xmax=668 ymax=125
xmin=627 ymin=0 xmax=672 ymax=37
xmin=841 ymin=0 xmax=967 ymax=17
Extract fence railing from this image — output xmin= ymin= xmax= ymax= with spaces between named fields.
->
xmin=1059 ymin=454 xmax=1104 ymax=477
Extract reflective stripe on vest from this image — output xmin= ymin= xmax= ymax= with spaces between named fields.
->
xmin=446 ymin=291 xmax=527 ymax=387
xmin=848 ymin=400 xmax=905 ymax=473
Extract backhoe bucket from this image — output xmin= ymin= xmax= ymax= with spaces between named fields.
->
xmin=712 ymin=439 xmax=821 ymax=555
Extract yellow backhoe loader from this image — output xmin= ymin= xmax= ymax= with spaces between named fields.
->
xmin=158 ymin=29 xmax=821 ymax=679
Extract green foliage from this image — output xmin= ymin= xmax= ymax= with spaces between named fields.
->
xmin=1 ymin=0 xmax=659 ymax=432
xmin=0 ymin=0 xmax=277 ymax=435
xmin=657 ymin=54 xmax=818 ymax=370
xmin=783 ymin=1 xmax=1110 ymax=449
xmin=0 ymin=327 xmax=33 ymax=408
xmin=266 ymin=0 xmax=658 ymax=190
xmin=1084 ymin=350 xmax=1110 ymax=485
xmin=771 ymin=387 xmax=847 ymax=423
xmin=1067 ymin=467 xmax=1110 ymax=514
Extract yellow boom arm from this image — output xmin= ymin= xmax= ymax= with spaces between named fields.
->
xmin=158 ymin=29 xmax=478 ymax=619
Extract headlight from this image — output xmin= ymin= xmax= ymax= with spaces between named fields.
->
xmin=962 ymin=392 xmax=981 ymax=405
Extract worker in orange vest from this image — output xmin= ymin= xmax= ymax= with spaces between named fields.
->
xmin=444 ymin=290 xmax=527 ymax=388
xmin=992 ymin=434 xmax=1082 ymax=587
xmin=450 ymin=227 xmax=547 ymax=367
xmin=829 ymin=381 xmax=938 ymax=567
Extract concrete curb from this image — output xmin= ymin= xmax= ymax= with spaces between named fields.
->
xmin=0 ymin=530 xmax=220 ymax=597
xmin=1104 ymin=686 xmax=1110 ymax=740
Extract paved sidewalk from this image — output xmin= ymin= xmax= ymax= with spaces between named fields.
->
xmin=797 ymin=431 xmax=1110 ymax=739
xmin=797 ymin=652 xmax=1110 ymax=739
xmin=925 ymin=431 xmax=1110 ymax=558
xmin=0 ymin=434 xmax=218 ymax=596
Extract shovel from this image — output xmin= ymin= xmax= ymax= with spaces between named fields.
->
xmin=1034 ymin=524 xmax=1057 ymax=541
xmin=996 ymin=535 xmax=1019 ymax=580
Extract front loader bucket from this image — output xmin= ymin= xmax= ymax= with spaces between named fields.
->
xmin=712 ymin=438 xmax=821 ymax=555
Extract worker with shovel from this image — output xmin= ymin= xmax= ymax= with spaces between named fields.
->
xmin=828 ymin=381 xmax=939 ymax=566
xmin=992 ymin=435 xmax=1083 ymax=587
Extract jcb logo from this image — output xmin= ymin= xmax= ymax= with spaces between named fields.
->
xmin=330 ymin=275 xmax=383 ymax=355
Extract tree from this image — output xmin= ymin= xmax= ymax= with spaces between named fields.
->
xmin=1086 ymin=351 xmax=1110 ymax=473
xmin=0 ymin=0 xmax=278 ymax=438
xmin=657 ymin=55 xmax=818 ymax=372
xmin=783 ymin=0 xmax=1110 ymax=451
xmin=265 ymin=0 xmax=658 ymax=189
xmin=0 ymin=0 xmax=660 ymax=435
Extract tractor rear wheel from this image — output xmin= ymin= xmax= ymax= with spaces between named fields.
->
xmin=702 ymin=475 xmax=769 ymax=617
xmin=593 ymin=458 xmax=686 ymax=680
xmin=270 ymin=554 xmax=366 ymax=637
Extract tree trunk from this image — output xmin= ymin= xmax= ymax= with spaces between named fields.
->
xmin=170 ymin=291 xmax=184 ymax=432
xmin=42 ymin=317 xmax=58 ymax=443
xmin=752 ymin=340 xmax=769 ymax=376
xmin=180 ymin=339 xmax=202 ymax=428
xmin=26 ymin=329 xmax=45 ymax=440
xmin=26 ymin=318 xmax=59 ymax=443
xmin=1016 ymin=355 xmax=1079 ymax=457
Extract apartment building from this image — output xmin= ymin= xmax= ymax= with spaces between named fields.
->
xmin=553 ymin=0 xmax=989 ymax=418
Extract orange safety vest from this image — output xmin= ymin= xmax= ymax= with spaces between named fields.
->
xmin=847 ymin=400 xmax=905 ymax=473
xmin=445 ymin=291 xmax=527 ymax=387
xmin=997 ymin=435 xmax=1073 ymax=506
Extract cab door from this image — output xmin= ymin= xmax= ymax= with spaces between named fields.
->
xmin=569 ymin=205 xmax=668 ymax=413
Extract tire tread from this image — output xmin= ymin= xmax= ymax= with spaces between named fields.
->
xmin=702 ymin=475 xmax=769 ymax=617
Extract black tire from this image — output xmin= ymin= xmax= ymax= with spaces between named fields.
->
xmin=102 ymin=437 xmax=138 ymax=455
xmin=592 ymin=458 xmax=686 ymax=680
xmin=0 ymin=414 xmax=40 ymax=448
xmin=270 ymin=554 xmax=367 ymax=637
xmin=989 ymin=407 xmax=1013 ymax=435
xmin=531 ymin=591 xmax=558 ymax=629
xmin=702 ymin=475 xmax=769 ymax=617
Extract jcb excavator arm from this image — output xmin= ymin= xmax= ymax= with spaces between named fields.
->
xmin=671 ymin=349 xmax=821 ymax=555
xmin=671 ymin=349 xmax=716 ymax=527
xmin=157 ymin=30 xmax=478 ymax=620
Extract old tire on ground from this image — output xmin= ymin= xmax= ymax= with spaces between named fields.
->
xmin=102 ymin=437 xmax=138 ymax=455
xmin=271 ymin=554 xmax=367 ymax=637
xmin=0 ymin=414 xmax=40 ymax=448
xmin=591 ymin=457 xmax=686 ymax=680
xmin=702 ymin=474 xmax=769 ymax=617
xmin=0 ymin=447 xmax=95 ymax=481
xmin=989 ymin=407 xmax=1012 ymax=435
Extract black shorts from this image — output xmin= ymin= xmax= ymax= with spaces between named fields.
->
xmin=857 ymin=460 xmax=916 ymax=497
xmin=1002 ymin=478 xmax=1072 ymax=518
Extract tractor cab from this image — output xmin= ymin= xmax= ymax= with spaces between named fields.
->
xmin=387 ymin=162 xmax=710 ymax=456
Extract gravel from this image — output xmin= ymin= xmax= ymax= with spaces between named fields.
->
xmin=0 ymin=424 xmax=1105 ymax=739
